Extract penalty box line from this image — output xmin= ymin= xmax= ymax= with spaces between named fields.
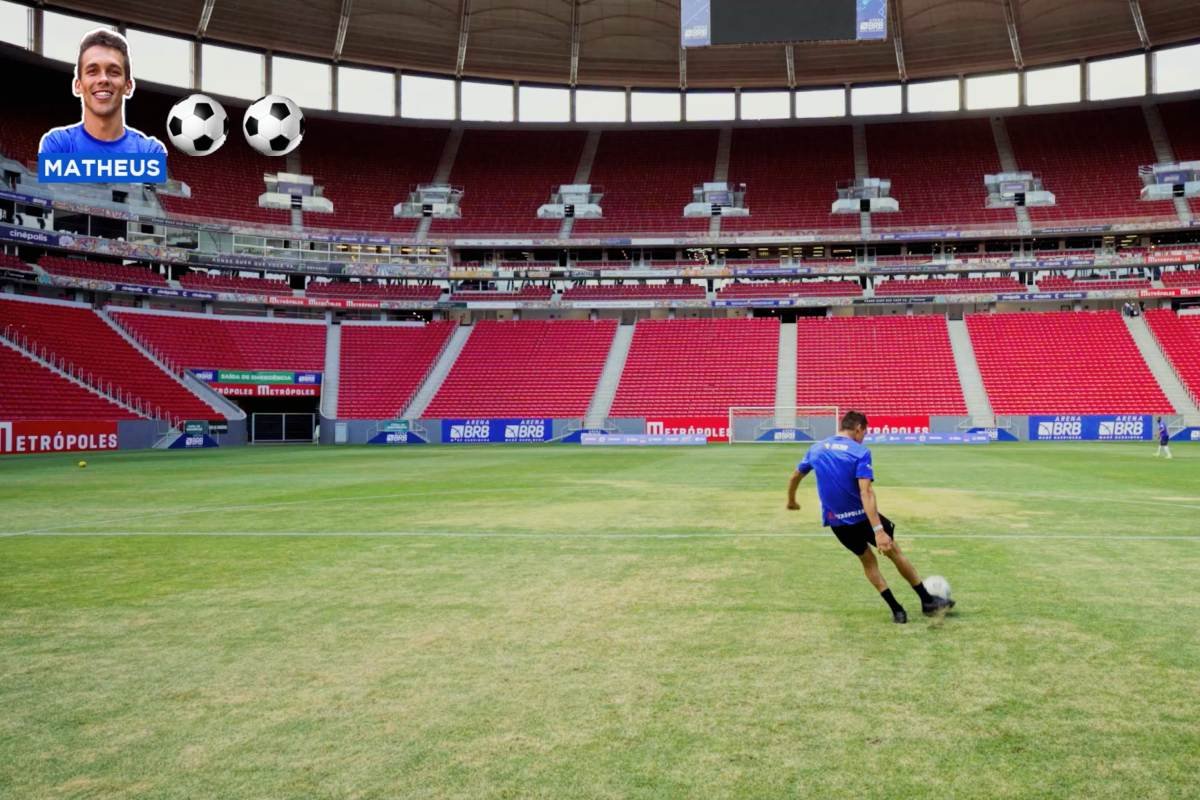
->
xmin=3 ymin=531 xmax=1200 ymax=541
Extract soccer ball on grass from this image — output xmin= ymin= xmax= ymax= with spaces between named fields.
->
xmin=924 ymin=575 xmax=951 ymax=601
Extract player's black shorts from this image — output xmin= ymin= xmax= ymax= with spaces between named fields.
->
xmin=830 ymin=514 xmax=896 ymax=556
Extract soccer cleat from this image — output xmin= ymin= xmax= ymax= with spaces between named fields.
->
xmin=922 ymin=596 xmax=955 ymax=616
xmin=892 ymin=608 xmax=908 ymax=624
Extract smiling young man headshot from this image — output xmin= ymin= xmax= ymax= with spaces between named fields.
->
xmin=38 ymin=28 xmax=166 ymax=155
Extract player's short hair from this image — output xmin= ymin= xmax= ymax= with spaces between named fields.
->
xmin=77 ymin=29 xmax=131 ymax=80
xmin=840 ymin=410 xmax=869 ymax=431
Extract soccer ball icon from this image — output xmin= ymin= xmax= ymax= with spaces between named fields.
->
xmin=166 ymin=93 xmax=228 ymax=156
xmin=243 ymin=95 xmax=305 ymax=157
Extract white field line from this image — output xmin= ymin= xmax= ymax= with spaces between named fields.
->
xmin=3 ymin=530 xmax=1200 ymax=541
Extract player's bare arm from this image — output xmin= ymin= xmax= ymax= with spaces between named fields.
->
xmin=858 ymin=477 xmax=892 ymax=553
xmin=786 ymin=469 xmax=805 ymax=509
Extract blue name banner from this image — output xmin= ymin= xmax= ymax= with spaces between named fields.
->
xmin=1028 ymin=415 xmax=1153 ymax=441
xmin=368 ymin=430 xmax=427 ymax=445
xmin=166 ymin=433 xmax=218 ymax=449
xmin=38 ymin=154 xmax=167 ymax=183
xmin=857 ymin=0 xmax=888 ymax=40
xmin=863 ymin=433 xmax=990 ymax=445
xmin=442 ymin=418 xmax=552 ymax=444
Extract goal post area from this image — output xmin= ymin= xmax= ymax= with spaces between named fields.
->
xmin=727 ymin=406 xmax=840 ymax=444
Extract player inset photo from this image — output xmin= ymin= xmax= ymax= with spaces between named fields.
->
xmin=38 ymin=28 xmax=166 ymax=155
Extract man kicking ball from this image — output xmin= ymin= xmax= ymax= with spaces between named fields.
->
xmin=787 ymin=410 xmax=953 ymax=624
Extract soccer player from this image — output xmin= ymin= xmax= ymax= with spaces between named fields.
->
xmin=1155 ymin=417 xmax=1172 ymax=459
xmin=786 ymin=410 xmax=953 ymax=624
xmin=38 ymin=29 xmax=166 ymax=155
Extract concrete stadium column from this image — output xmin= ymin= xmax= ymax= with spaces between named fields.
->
xmin=734 ymin=88 xmax=741 ymax=121
xmin=569 ymin=87 xmax=577 ymax=123
xmin=395 ymin=70 xmax=403 ymax=118
xmin=455 ymin=80 xmax=463 ymax=121
xmin=1079 ymin=59 xmax=1088 ymax=101
xmin=331 ymin=64 xmax=339 ymax=112
xmin=264 ymin=50 xmax=273 ymax=95
xmin=625 ymin=87 xmax=632 ymax=122
xmin=31 ymin=7 xmax=42 ymax=55
xmin=192 ymin=41 xmax=202 ymax=91
xmin=513 ymin=80 xmax=520 ymax=122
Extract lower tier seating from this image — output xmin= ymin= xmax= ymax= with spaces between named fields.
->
xmin=611 ymin=318 xmax=778 ymax=417
xmin=110 ymin=310 xmax=326 ymax=372
xmin=1144 ymin=309 xmax=1200 ymax=406
xmin=794 ymin=316 xmax=967 ymax=415
xmin=966 ymin=310 xmax=1173 ymax=415
xmin=338 ymin=322 xmax=457 ymax=419
xmin=0 ymin=297 xmax=223 ymax=422
xmin=426 ymin=320 xmax=617 ymax=418
xmin=0 ymin=343 xmax=139 ymax=420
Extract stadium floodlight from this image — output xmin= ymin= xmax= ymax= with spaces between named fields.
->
xmin=728 ymin=406 xmax=839 ymax=444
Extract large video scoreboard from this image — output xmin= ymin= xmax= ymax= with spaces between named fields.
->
xmin=681 ymin=0 xmax=888 ymax=48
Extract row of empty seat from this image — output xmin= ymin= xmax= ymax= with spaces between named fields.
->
xmin=717 ymin=281 xmax=863 ymax=299
xmin=562 ymin=284 xmax=707 ymax=300
xmin=179 ymin=273 xmax=293 ymax=295
xmin=1037 ymin=276 xmax=1152 ymax=291
xmin=875 ymin=277 xmax=1025 ymax=296
xmin=110 ymin=310 xmax=326 ymax=373
xmin=0 ymin=297 xmax=222 ymax=422
xmin=967 ymin=311 xmax=1172 ymax=415
xmin=40 ymin=256 xmax=167 ymax=288
xmin=305 ymin=282 xmax=443 ymax=301
xmin=1143 ymin=310 xmax=1200 ymax=407
xmin=0 ymin=342 xmax=138 ymax=420
xmin=338 ymin=322 xmax=456 ymax=419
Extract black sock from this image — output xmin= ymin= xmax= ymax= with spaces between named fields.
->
xmin=880 ymin=588 xmax=904 ymax=614
xmin=913 ymin=582 xmax=933 ymax=604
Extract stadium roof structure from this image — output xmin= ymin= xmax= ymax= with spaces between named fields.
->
xmin=41 ymin=0 xmax=1200 ymax=89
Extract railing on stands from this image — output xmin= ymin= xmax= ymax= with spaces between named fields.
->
xmin=0 ymin=324 xmax=181 ymax=427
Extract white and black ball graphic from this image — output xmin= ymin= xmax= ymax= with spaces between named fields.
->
xmin=166 ymin=93 xmax=229 ymax=156
xmin=242 ymin=94 xmax=305 ymax=157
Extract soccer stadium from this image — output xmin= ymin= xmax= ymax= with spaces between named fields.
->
xmin=2 ymin=0 xmax=1199 ymax=796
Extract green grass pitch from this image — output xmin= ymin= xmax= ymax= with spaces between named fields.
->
xmin=2 ymin=443 xmax=1198 ymax=799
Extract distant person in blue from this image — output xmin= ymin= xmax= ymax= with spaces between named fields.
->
xmin=787 ymin=410 xmax=953 ymax=624
xmin=38 ymin=29 xmax=165 ymax=155
xmin=1155 ymin=416 xmax=1172 ymax=459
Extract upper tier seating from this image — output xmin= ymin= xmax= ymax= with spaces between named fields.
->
xmin=865 ymin=118 xmax=1017 ymax=231
xmin=39 ymin=256 xmax=167 ymax=287
xmin=717 ymin=281 xmax=862 ymax=299
xmin=1006 ymin=107 xmax=1175 ymax=224
xmin=426 ymin=320 xmax=617 ymax=418
xmin=723 ymin=125 xmax=860 ymax=233
xmin=966 ymin=310 xmax=1173 ymax=414
xmin=0 ymin=298 xmax=223 ymax=422
xmin=305 ymin=282 xmax=443 ymax=301
xmin=1037 ymin=276 xmax=1151 ymax=291
xmin=110 ymin=310 xmax=325 ymax=372
xmin=1161 ymin=270 xmax=1200 ymax=289
xmin=0 ymin=342 xmax=139 ymax=421
xmin=874 ymin=277 xmax=1025 ymax=296
xmin=301 ymin=118 xmax=446 ymax=234
xmin=1143 ymin=309 xmax=1200 ymax=405
xmin=135 ymin=94 xmax=291 ymax=228
xmin=0 ymin=254 xmax=33 ymax=272
xmin=449 ymin=286 xmax=554 ymax=301
xmin=572 ymin=130 xmax=718 ymax=236
xmin=610 ymin=318 xmax=778 ymax=416
xmin=337 ymin=322 xmax=456 ymax=419
xmin=429 ymin=130 xmax=585 ymax=236
xmin=1158 ymin=100 xmax=1200 ymax=216
xmin=179 ymin=272 xmax=293 ymax=295
xmin=562 ymin=284 xmax=706 ymax=301
xmin=794 ymin=316 xmax=967 ymax=415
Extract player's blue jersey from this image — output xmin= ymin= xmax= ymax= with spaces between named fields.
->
xmin=1159 ymin=420 xmax=1169 ymax=444
xmin=39 ymin=122 xmax=166 ymax=155
xmin=798 ymin=435 xmax=875 ymax=527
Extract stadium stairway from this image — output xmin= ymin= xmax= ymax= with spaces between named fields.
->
xmin=774 ymin=322 xmax=798 ymax=429
xmin=561 ymin=130 xmax=602 ymax=239
xmin=989 ymin=117 xmax=1032 ymax=236
xmin=852 ymin=123 xmax=871 ymax=238
xmin=584 ymin=322 xmax=636 ymax=429
xmin=1123 ymin=313 xmax=1200 ymax=418
xmin=321 ymin=323 xmax=341 ymax=420
xmin=1141 ymin=104 xmax=1193 ymax=225
xmin=418 ymin=128 xmax=465 ymax=241
xmin=97 ymin=309 xmax=245 ymax=422
xmin=947 ymin=318 xmax=995 ymax=424
xmin=401 ymin=323 xmax=473 ymax=418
